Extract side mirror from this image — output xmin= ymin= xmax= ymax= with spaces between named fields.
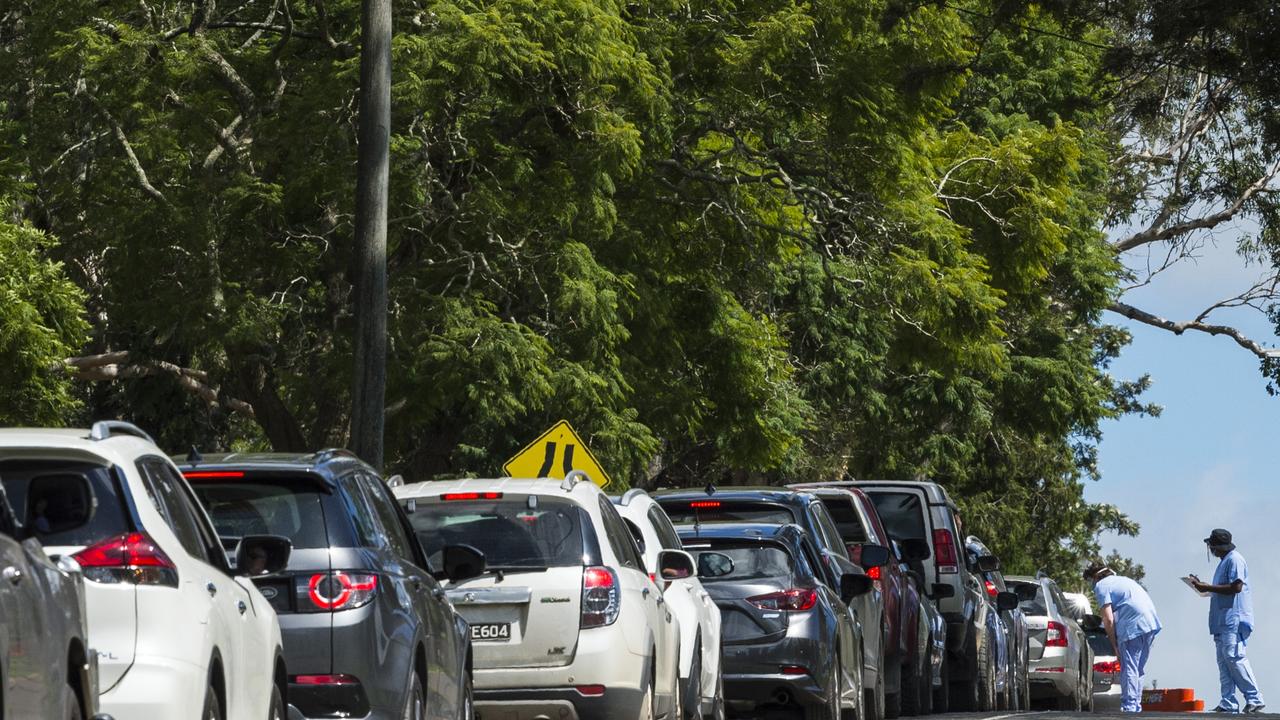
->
xmin=696 ymin=551 xmax=735 ymax=579
xmin=236 ymin=535 xmax=292 ymax=577
xmin=441 ymin=544 xmax=486 ymax=583
xmin=931 ymin=583 xmax=956 ymax=599
xmin=1081 ymin=613 xmax=1103 ymax=631
xmin=658 ymin=549 xmax=696 ymax=581
xmin=996 ymin=591 xmax=1019 ymax=612
xmin=899 ymin=538 xmax=930 ymax=562
xmin=858 ymin=543 xmax=891 ymax=568
xmin=841 ymin=573 xmax=874 ymax=602
xmin=975 ymin=554 xmax=1000 ymax=573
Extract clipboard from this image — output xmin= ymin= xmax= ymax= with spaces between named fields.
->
xmin=1181 ymin=576 xmax=1209 ymax=597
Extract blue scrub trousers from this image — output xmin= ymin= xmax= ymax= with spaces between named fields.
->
xmin=1119 ymin=631 xmax=1157 ymax=712
xmin=1215 ymin=627 xmax=1264 ymax=711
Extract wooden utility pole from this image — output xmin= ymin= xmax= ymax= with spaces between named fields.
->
xmin=350 ymin=0 xmax=392 ymax=469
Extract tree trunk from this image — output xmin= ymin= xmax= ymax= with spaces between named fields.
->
xmin=350 ymin=0 xmax=392 ymax=470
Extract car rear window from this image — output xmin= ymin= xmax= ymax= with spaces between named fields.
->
xmin=866 ymin=491 xmax=926 ymax=542
xmin=817 ymin=496 xmax=868 ymax=544
xmin=661 ymin=500 xmax=796 ymax=526
xmin=407 ymin=496 xmax=584 ymax=569
xmin=1009 ymin=580 xmax=1048 ymax=615
xmin=0 ymin=459 xmax=131 ymax=547
xmin=1086 ymin=629 xmax=1113 ymax=656
xmin=685 ymin=543 xmax=794 ymax=584
xmin=189 ymin=476 xmax=331 ymax=549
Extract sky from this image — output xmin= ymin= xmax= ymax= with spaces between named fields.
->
xmin=1086 ymin=235 xmax=1280 ymax=701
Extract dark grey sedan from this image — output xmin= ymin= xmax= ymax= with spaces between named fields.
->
xmin=677 ymin=523 xmax=872 ymax=720
xmin=0 ymin=474 xmax=106 ymax=719
xmin=181 ymin=451 xmax=482 ymax=720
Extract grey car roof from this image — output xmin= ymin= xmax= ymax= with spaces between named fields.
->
xmin=174 ymin=449 xmax=369 ymax=475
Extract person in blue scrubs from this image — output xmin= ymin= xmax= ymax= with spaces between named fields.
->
xmin=1086 ymin=563 xmax=1161 ymax=712
xmin=1191 ymin=528 xmax=1265 ymax=714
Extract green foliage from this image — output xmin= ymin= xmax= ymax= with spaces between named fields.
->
xmin=0 ymin=0 xmax=1158 ymax=578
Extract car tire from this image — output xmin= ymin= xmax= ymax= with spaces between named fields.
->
xmin=203 ymin=684 xmax=224 ymax=720
xmin=712 ymin=664 xmax=726 ymax=720
xmin=810 ymin=651 xmax=842 ymax=720
xmin=461 ymin=671 xmax=475 ymax=720
xmin=639 ymin=660 xmax=656 ymax=720
xmin=976 ymin=641 xmax=995 ymax=711
xmin=950 ymin=645 xmax=980 ymax=712
xmin=931 ymin=653 xmax=950 ymax=714
xmin=864 ymin=652 xmax=885 ymax=720
xmin=269 ymin=683 xmax=286 ymax=720
xmin=403 ymin=672 xmax=426 ymax=720
xmin=901 ymin=653 xmax=924 ymax=717
xmin=684 ymin=639 xmax=704 ymax=720
xmin=63 ymin=683 xmax=83 ymax=720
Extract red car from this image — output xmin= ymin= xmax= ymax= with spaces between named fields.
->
xmin=792 ymin=483 xmax=933 ymax=717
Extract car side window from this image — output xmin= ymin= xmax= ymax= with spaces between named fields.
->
xmin=137 ymin=458 xmax=212 ymax=564
xmin=647 ymin=505 xmax=683 ymax=550
xmin=810 ymin=502 xmax=850 ymax=559
xmin=597 ymin=496 xmax=643 ymax=570
xmin=797 ymin=536 xmax=828 ymax=585
xmin=0 ymin=483 xmax=17 ymax=538
xmin=338 ymin=474 xmax=381 ymax=548
xmin=360 ymin=474 xmax=418 ymax=563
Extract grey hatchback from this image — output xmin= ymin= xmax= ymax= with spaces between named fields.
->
xmin=0 ymin=471 xmax=107 ymax=719
xmin=180 ymin=451 xmax=482 ymax=720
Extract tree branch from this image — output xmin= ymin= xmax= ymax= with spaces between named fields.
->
xmin=63 ymin=351 xmax=255 ymax=416
xmin=1108 ymin=301 xmax=1280 ymax=360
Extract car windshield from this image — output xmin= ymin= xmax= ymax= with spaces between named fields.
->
xmin=685 ymin=543 xmax=794 ymax=583
xmin=1086 ymin=629 xmax=1114 ymax=656
xmin=1009 ymin=580 xmax=1048 ymax=615
xmin=661 ymin=500 xmax=796 ymax=526
xmin=190 ymin=476 xmax=330 ymax=548
xmin=407 ymin=496 xmax=584 ymax=569
xmin=0 ymin=459 xmax=131 ymax=547
xmin=817 ymin=497 xmax=868 ymax=543
xmin=865 ymin=491 xmax=926 ymax=543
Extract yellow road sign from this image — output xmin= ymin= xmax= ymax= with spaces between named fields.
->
xmin=503 ymin=420 xmax=612 ymax=487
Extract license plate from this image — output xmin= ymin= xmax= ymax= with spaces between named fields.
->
xmin=471 ymin=623 xmax=512 ymax=642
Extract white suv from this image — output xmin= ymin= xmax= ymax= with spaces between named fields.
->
xmin=395 ymin=474 xmax=684 ymax=720
xmin=0 ymin=422 xmax=290 ymax=719
xmin=615 ymin=489 xmax=724 ymax=720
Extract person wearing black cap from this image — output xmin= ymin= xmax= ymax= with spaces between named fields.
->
xmin=1191 ymin=529 xmax=1264 ymax=713
xmin=1085 ymin=563 xmax=1161 ymax=712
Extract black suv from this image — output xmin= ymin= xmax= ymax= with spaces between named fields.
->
xmin=179 ymin=451 xmax=481 ymax=720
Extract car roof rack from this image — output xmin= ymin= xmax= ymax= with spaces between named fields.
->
xmin=560 ymin=469 xmax=594 ymax=491
xmin=619 ymin=487 xmax=648 ymax=505
xmin=311 ymin=448 xmax=359 ymax=464
xmin=88 ymin=420 xmax=156 ymax=445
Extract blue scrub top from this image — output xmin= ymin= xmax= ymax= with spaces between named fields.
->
xmin=1094 ymin=575 xmax=1162 ymax=642
xmin=1209 ymin=549 xmax=1254 ymax=635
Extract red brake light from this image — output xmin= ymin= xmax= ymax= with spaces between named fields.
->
xmin=932 ymin=528 xmax=958 ymax=573
xmin=73 ymin=532 xmax=178 ymax=587
xmin=575 ymin=685 xmax=606 ymax=697
xmin=867 ymin=565 xmax=881 ymax=581
xmin=581 ymin=566 xmax=621 ymax=628
xmin=1046 ymin=620 xmax=1068 ymax=647
xmin=1094 ymin=660 xmax=1121 ymax=674
xmin=748 ymin=588 xmax=818 ymax=612
xmin=293 ymin=674 xmax=360 ymax=686
xmin=985 ymin=580 xmax=997 ymax=596
xmin=689 ymin=501 xmax=720 ymax=509
xmin=306 ymin=572 xmax=378 ymax=611
xmin=780 ymin=665 xmax=810 ymax=676
xmin=441 ymin=492 xmax=503 ymax=501
xmin=182 ymin=471 xmax=245 ymax=479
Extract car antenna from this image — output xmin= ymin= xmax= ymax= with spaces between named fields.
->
xmin=704 ymin=482 xmax=716 ymax=496
xmin=186 ymin=445 xmax=203 ymax=464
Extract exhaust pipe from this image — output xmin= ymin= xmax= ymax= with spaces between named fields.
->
xmin=772 ymin=689 xmax=792 ymax=706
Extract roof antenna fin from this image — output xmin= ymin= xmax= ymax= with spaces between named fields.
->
xmin=187 ymin=445 xmax=204 ymax=464
xmin=704 ymin=482 xmax=716 ymax=496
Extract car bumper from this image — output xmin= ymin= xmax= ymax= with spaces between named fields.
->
xmin=475 ymin=687 xmax=645 ymax=720
xmin=1093 ymin=684 xmax=1123 ymax=712
xmin=1029 ymin=669 xmax=1076 ymax=697
xmin=98 ymin=653 xmax=204 ymax=719
xmin=724 ymin=672 xmax=827 ymax=711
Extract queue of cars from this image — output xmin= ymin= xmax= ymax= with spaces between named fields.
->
xmin=0 ymin=420 xmax=1101 ymax=720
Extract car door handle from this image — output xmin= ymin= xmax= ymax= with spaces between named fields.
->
xmin=206 ymin=581 xmax=217 ymax=597
xmin=642 ymin=587 xmax=651 ymax=599
xmin=237 ymin=600 xmax=247 ymax=615
xmin=2 ymin=567 xmax=21 ymax=585
xmin=433 ymin=588 xmax=447 ymax=600
xmin=656 ymin=596 xmax=665 ymax=606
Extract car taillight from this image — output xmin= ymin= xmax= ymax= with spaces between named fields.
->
xmin=293 ymin=674 xmax=360 ymax=686
xmin=183 ymin=471 xmax=245 ymax=479
xmin=442 ymin=492 xmax=503 ymax=501
xmin=985 ymin=580 xmax=997 ymax=596
xmin=1046 ymin=620 xmax=1068 ymax=647
xmin=867 ymin=565 xmax=881 ymax=581
xmin=689 ymin=501 xmax=720 ymax=509
xmin=747 ymin=588 xmax=818 ymax=612
xmin=581 ymin=566 xmax=620 ymax=628
xmin=932 ymin=528 xmax=958 ymax=573
xmin=1094 ymin=660 xmax=1121 ymax=674
xmin=303 ymin=572 xmax=378 ymax=611
xmin=73 ymin=532 xmax=178 ymax=588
